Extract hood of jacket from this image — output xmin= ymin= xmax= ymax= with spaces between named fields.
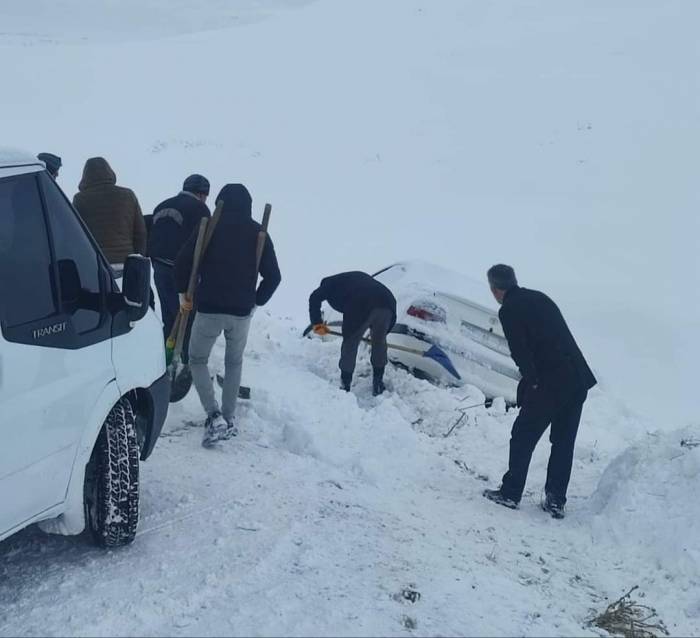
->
xmin=79 ymin=157 xmax=117 ymax=191
xmin=215 ymin=183 xmax=252 ymax=222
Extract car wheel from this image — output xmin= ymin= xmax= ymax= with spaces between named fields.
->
xmin=85 ymin=398 xmax=139 ymax=548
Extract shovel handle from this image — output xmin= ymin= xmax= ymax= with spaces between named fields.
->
xmin=255 ymin=203 xmax=272 ymax=273
xmin=168 ymin=200 xmax=225 ymax=360
xmin=171 ymin=217 xmax=209 ymax=359
xmin=325 ymin=329 xmax=427 ymax=357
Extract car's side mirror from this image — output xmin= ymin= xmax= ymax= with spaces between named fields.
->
xmin=122 ymin=255 xmax=151 ymax=322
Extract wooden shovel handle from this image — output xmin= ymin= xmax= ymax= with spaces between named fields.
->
xmin=172 ymin=217 xmax=209 ymax=356
xmin=167 ymin=200 xmax=224 ymax=349
xmin=255 ymin=203 xmax=272 ymax=273
xmin=325 ymin=329 xmax=426 ymax=357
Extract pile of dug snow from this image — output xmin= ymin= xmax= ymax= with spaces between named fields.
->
xmin=588 ymin=427 xmax=700 ymax=626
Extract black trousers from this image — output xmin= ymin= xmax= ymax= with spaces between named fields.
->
xmin=501 ymin=386 xmax=588 ymax=504
xmin=339 ymin=308 xmax=393 ymax=375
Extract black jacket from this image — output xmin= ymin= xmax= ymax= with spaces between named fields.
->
xmin=499 ymin=286 xmax=596 ymax=401
xmin=148 ymin=192 xmax=210 ymax=265
xmin=309 ymin=271 xmax=397 ymax=336
xmin=174 ymin=184 xmax=281 ymax=316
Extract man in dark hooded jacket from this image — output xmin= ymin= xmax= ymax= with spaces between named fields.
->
xmin=149 ymin=174 xmax=211 ymax=362
xmin=73 ymin=157 xmax=146 ymax=264
xmin=175 ymin=184 xmax=281 ymax=447
xmin=482 ymin=264 xmax=597 ymax=519
xmin=309 ymin=271 xmax=396 ymax=395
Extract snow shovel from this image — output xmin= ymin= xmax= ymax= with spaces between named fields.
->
xmin=212 ymin=203 xmax=272 ymax=402
xmin=166 ymin=201 xmax=224 ymax=402
xmin=323 ymin=328 xmax=462 ymax=381
xmin=216 ymin=374 xmax=251 ymax=400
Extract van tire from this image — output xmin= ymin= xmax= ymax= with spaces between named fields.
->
xmin=85 ymin=398 xmax=140 ymax=548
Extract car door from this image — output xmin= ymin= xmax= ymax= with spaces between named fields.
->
xmin=0 ymin=171 xmax=115 ymax=536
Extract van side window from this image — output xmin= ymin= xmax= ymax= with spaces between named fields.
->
xmin=39 ymin=172 xmax=103 ymax=334
xmin=0 ymin=174 xmax=57 ymax=328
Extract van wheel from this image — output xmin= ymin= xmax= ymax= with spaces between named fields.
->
xmin=85 ymin=398 xmax=140 ymax=548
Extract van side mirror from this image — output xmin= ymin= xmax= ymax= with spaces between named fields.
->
xmin=122 ymin=255 xmax=151 ymax=322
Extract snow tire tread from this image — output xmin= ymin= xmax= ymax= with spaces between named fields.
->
xmin=89 ymin=398 xmax=140 ymax=548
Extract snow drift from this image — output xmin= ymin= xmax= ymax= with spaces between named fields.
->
xmin=589 ymin=428 xmax=700 ymax=624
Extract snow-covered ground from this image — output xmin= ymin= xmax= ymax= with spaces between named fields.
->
xmin=2 ymin=315 xmax=698 ymax=636
xmin=1 ymin=0 xmax=699 ymax=636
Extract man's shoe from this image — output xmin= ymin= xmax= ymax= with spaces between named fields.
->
xmin=542 ymin=493 xmax=566 ymax=519
xmin=372 ymin=378 xmax=386 ymax=396
xmin=221 ymin=418 xmax=239 ymax=440
xmin=483 ymin=488 xmax=519 ymax=510
xmin=202 ymin=411 xmax=227 ymax=448
xmin=340 ymin=372 xmax=352 ymax=392
xmin=372 ymin=367 xmax=386 ymax=396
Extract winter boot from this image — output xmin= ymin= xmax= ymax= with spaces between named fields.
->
xmin=372 ymin=367 xmax=386 ymax=396
xmin=202 ymin=411 xmax=228 ymax=448
xmin=541 ymin=493 xmax=566 ymax=519
xmin=340 ymin=372 xmax=352 ymax=392
xmin=483 ymin=488 xmax=519 ymax=510
xmin=221 ymin=417 xmax=239 ymax=441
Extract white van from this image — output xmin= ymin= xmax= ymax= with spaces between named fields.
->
xmin=0 ymin=149 xmax=169 ymax=548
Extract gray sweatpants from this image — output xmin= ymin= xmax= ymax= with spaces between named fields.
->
xmin=339 ymin=307 xmax=393 ymax=375
xmin=189 ymin=312 xmax=252 ymax=421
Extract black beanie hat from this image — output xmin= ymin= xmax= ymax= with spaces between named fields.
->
xmin=38 ymin=152 xmax=62 ymax=175
xmin=182 ymin=174 xmax=210 ymax=195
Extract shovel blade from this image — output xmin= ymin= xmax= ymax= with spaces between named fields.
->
xmin=215 ymin=373 xmax=251 ymax=400
xmin=169 ymin=363 xmax=193 ymax=403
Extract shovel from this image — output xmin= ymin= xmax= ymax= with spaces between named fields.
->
xmin=166 ymin=201 xmax=224 ymax=402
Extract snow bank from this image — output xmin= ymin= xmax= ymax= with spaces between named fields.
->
xmin=588 ymin=427 xmax=700 ymax=624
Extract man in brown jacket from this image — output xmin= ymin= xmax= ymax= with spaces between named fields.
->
xmin=73 ymin=157 xmax=147 ymax=264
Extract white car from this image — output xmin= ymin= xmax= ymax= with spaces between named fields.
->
xmin=313 ymin=261 xmax=520 ymax=404
xmin=0 ymin=149 xmax=169 ymax=548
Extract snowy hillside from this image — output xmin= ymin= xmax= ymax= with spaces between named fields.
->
xmin=1 ymin=0 xmax=699 ymax=636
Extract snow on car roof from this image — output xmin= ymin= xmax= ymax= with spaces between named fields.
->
xmin=0 ymin=147 xmax=43 ymax=169
xmin=374 ymin=260 xmax=499 ymax=310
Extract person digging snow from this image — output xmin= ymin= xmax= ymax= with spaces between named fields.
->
xmin=309 ymin=271 xmax=396 ymax=396
xmin=483 ymin=264 xmax=597 ymax=519
xmin=175 ymin=184 xmax=281 ymax=448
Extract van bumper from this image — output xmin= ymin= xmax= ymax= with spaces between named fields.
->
xmin=141 ymin=371 xmax=170 ymax=460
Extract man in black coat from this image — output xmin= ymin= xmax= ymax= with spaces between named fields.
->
xmin=175 ymin=184 xmax=281 ymax=447
xmin=483 ymin=264 xmax=596 ymax=518
xmin=149 ymin=174 xmax=211 ymax=363
xmin=309 ymin=271 xmax=397 ymax=395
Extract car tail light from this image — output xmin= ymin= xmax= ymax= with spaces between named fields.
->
xmin=407 ymin=302 xmax=446 ymax=323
